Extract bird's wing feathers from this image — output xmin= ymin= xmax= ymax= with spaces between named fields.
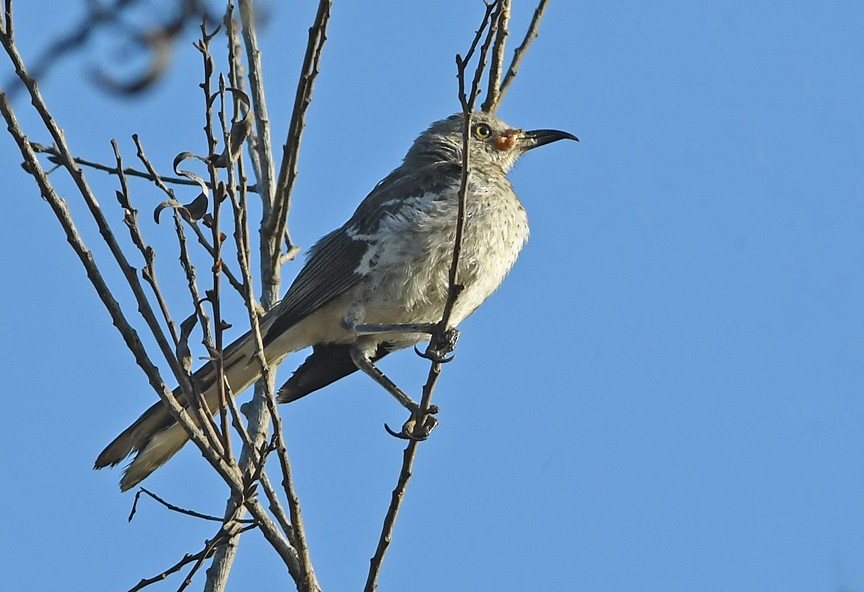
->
xmin=263 ymin=162 xmax=461 ymax=345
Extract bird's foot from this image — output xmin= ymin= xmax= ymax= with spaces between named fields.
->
xmin=385 ymin=405 xmax=439 ymax=441
xmin=416 ymin=327 xmax=460 ymax=363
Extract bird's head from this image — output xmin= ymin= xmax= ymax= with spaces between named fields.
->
xmin=407 ymin=111 xmax=578 ymax=172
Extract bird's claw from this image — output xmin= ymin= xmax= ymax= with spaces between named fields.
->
xmin=417 ymin=328 xmax=460 ymax=363
xmin=384 ymin=406 xmax=439 ymax=441
xmin=414 ymin=344 xmax=456 ymax=363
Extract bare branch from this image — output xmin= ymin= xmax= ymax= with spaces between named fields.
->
xmin=30 ymin=142 xmax=259 ymax=192
xmin=0 ymin=87 xmax=240 ymax=491
xmin=129 ymin=487 xmax=256 ymax=524
xmin=1 ymin=0 xmax=14 ymax=40
xmin=222 ymin=96 xmax=321 ymax=592
xmin=481 ymin=0 xmax=511 ymax=113
xmin=0 ymin=28 xmax=251 ymax=483
xmin=111 ymin=140 xmax=181 ymax=347
xmin=237 ymin=0 xmax=276 ymax=215
xmin=198 ymin=29 xmax=233 ymax=465
xmin=365 ymin=4 xmax=501 ymax=589
xmin=127 ymin=521 xmax=258 ymax=592
xmin=266 ymin=0 xmax=331 ymax=304
xmin=497 ymin=0 xmax=550 ymax=107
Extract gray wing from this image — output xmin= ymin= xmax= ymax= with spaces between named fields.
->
xmin=263 ymin=161 xmax=461 ymax=346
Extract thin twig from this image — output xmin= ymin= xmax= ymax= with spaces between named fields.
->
xmin=225 ymin=88 xmax=320 ymax=592
xmin=129 ymin=487 xmax=256 ymax=523
xmin=364 ymin=4 xmax=500 ymax=590
xmin=1 ymin=0 xmax=14 ymax=40
xmin=481 ymin=0 xmax=511 ymax=113
xmin=111 ymin=139 xmax=181 ymax=347
xmin=0 ymin=87 xmax=240 ymax=490
xmin=237 ymin=0 xmax=275 ymax=217
xmin=127 ymin=521 xmax=258 ymax=592
xmin=201 ymin=36 xmax=233 ymax=466
xmin=0 ymin=30 xmax=244 ymax=482
xmin=266 ymin=0 xmax=331 ymax=302
xmin=497 ymin=0 xmax=550 ymax=107
xmin=30 ymin=142 xmax=260 ymax=191
xmin=130 ymin=133 xmax=247 ymax=297
xmin=133 ymin=135 xmax=227 ymax=456
xmin=2 ymin=8 xmax=302 ymax=584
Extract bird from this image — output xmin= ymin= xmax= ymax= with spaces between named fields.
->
xmin=95 ymin=111 xmax=577 ymax=491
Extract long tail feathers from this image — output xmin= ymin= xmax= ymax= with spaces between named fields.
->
xmin=95 ymin=330 xmax=260 ymax=491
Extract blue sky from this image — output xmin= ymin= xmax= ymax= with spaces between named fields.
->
xmin=2 ymin=1 xmax=864 ymax=590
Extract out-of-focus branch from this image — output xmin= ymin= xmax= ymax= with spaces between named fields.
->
xmin=496 ymin=0 xmax=550 ymax=108
xmin=364 ymin=4 xmax=501 ymax=590
xmin=2 ymin=0 xmax=220 ymax=99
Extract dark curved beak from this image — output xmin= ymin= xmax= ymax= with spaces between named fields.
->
xmin=521 ymin=128 xmax=579 ymax=151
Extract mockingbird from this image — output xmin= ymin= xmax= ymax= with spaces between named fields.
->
xmin=95 ymin=111 xmax=577 ymax=490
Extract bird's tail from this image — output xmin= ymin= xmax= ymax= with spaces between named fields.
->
xmin=95 ymin=330 xmax=264 ymax=491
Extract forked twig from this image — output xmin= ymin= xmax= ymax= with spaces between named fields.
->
xmin=481 ymin=0 xmax=511 ymax=113
xmin=129 ymin=487 xmax=256 ymax=524
xmin=496 ymin=0 xmax=550 ymax=107
xmin=127 ymin=521 xmax=258 ymax=592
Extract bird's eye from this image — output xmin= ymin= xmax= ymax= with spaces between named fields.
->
xmin=473 ymin=123 xmax=492 ymax=140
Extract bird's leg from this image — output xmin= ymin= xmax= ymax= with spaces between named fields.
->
xmin=349 ymin=346 xmax=439 ymax=440
xmin=343 ymin=312 xmax=461 ymax=364
xmin=350 ymin=321 xmax=439 ymax=336
xmin=349 ymin=346 xmax=423 ymax=411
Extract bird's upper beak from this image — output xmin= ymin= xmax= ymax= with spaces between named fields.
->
xmin=519 ymin=128 xmax=579 ymax=151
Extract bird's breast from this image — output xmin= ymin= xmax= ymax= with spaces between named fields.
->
xmin=359 ymin=182 xmax=529 ymax=327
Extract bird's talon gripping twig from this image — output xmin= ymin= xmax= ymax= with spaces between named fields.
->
xmin=383 ymin=422 xmax=403 ymax=439
xmin=414 ymin=344 xmax=457 ymax=364
xmin=384 ymin=409 xmax=439 ymax=441
xmin=418 ymin=327 xmax=461 ymax=363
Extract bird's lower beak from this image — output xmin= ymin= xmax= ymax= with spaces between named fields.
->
xmin=521 ymin=128 xmax=579 ymax=151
